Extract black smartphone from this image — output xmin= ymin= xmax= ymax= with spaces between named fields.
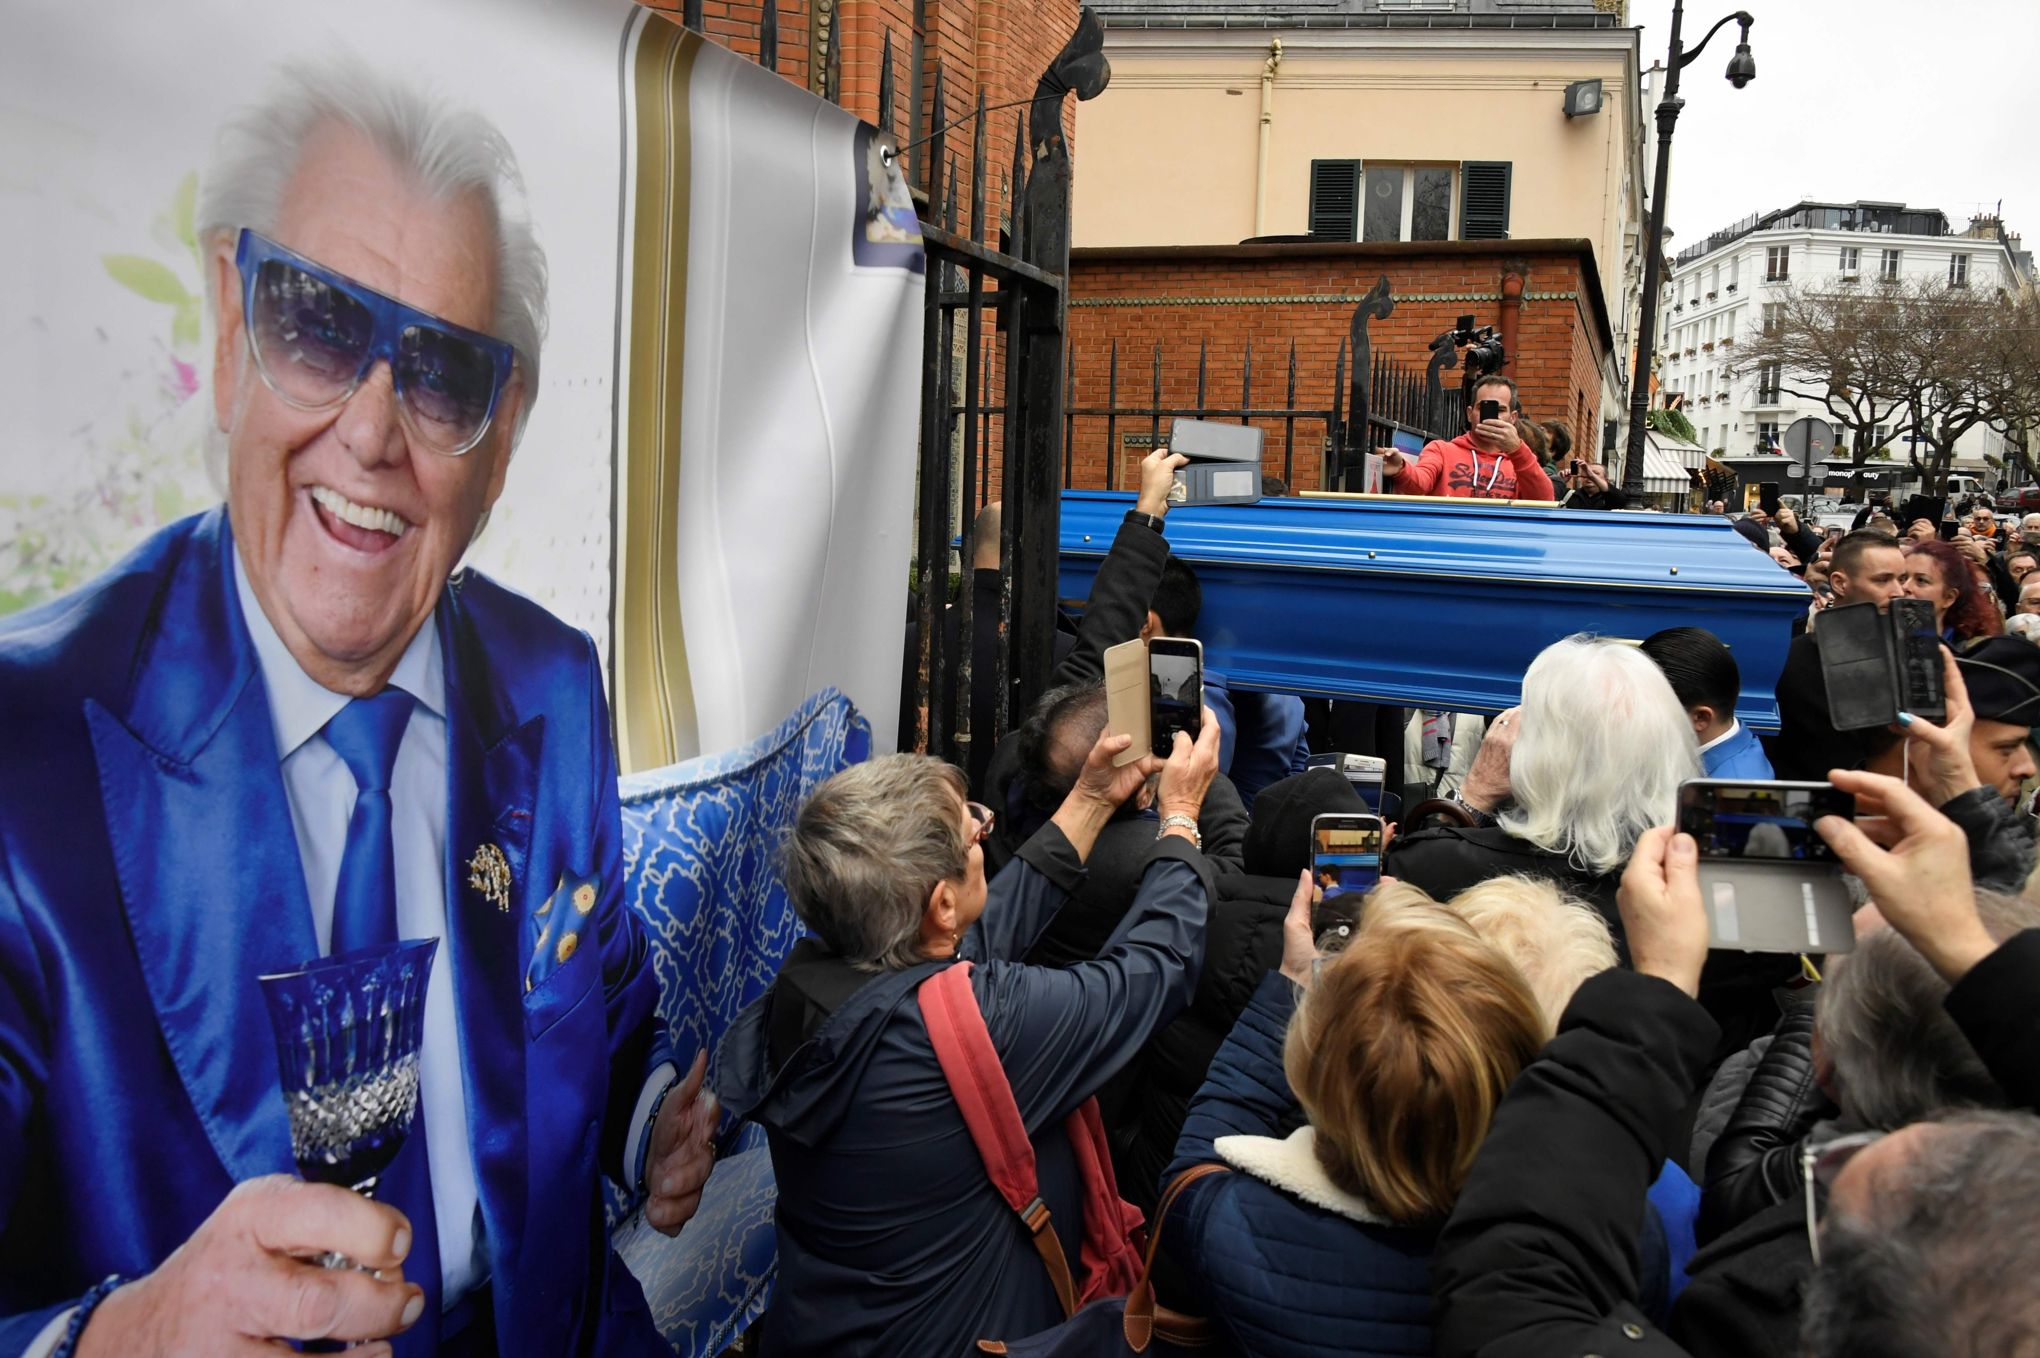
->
xmin=1677 ymin=781 xmax=1854 ymax=863
xmin=1571 ymin=458 xmax=1586 ymax=479
xmin=1311 ymin=812 xmax=1385 ymax=900
xmin=1146 ymin=637 xmax=1203 ymax=758
xmin=1478 ymin=399 xmax=1502 ymax=423
xmin=1758 ymin=483 xmax=1781 ymax=516
xmin=1937 ymin=520 xmax=1960 ymax=542
xmin=1891 ymin=597 xmax=1947 ymax=721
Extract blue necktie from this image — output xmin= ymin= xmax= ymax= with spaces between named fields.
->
xmin=325 ymin=688 xmax=416 ymax=956
xmin=322 ymin=688 xmax=443 ymax=1352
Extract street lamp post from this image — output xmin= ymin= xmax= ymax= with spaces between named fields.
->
xmin=1623 ymin=5 xmax=1756 ymax=499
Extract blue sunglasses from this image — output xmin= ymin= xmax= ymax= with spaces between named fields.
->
xmin=235 ymin=228 xmax=517 ymax=456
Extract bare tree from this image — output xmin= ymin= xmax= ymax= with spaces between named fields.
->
xmin=1736 ymin=281 xmax=1910 ymax=496
xmin=1740 ymin=277 xmax=2040 ymax=497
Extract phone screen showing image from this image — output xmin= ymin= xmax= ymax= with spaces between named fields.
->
xmin=1147 ymin=642 xmax=1203 ymax=758
xmin=1677 ymin=782 xmax=1854 ymax=863
xmin=1311 ymin=815 xmax=1385 ymax=898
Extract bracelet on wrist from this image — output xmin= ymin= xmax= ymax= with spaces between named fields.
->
xmin=634 ymin=1077 xmax=682 ymax=1199
xmin=52 ymin=1275 xmax=124 ymax=1358
xmin=1156 ymin=812 xmax=1202 ymax=851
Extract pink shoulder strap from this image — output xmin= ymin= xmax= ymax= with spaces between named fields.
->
xmin=918 ymin=961 xmax=1081 ymax=1316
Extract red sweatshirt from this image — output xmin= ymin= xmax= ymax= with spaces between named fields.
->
xmin=1390 ymin=431 xmax=1556 ymax=502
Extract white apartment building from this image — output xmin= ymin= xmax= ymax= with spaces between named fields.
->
xmin=1655 ymin=200 xmax=2022 ymax=477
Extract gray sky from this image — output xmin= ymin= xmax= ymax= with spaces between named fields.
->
xmin=1628 ymin=0 xmax=2039 ymax=251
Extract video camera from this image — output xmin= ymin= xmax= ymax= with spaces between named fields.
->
xmin=1439 ymin=313 xmax=1506 ymax=378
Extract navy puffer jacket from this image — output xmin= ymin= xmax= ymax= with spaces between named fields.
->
xmin=1157 ymin=973 xmax=1437 ymax=1358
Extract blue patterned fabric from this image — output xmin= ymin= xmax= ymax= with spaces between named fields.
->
xmin=610 ymin=687 xmax=871 ymax=1356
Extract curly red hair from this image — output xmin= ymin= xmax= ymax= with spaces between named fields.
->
xmin=1903 ymin=538 xmax=2004 ymax=640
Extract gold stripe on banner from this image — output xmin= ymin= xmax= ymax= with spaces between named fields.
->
xmin=615 ymin=16 xmax=701 ymax=773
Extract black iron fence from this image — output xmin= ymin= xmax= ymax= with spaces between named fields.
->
xmin=1061 ymin=284 xmax=1462 ymax=493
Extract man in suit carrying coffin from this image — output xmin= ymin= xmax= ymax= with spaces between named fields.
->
xmin=0 ymin=60 xmax=712 ymax=1358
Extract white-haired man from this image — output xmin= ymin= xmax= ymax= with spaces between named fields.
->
xmin=0 ymin=63 xmax=710 ymax=1358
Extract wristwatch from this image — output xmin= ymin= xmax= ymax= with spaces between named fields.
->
xmin=1123 ymin=509 xmax=1166 ymax=535
xmin=1156 ymin=813 xmax=1202 ymax=850
xmin=1447 ymin=789 xmax=1500 ymax=828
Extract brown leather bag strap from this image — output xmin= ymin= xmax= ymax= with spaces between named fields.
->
xmin=1022 ymin=1196 xmax=1080 ymax=1319
xmin=1122 ymin=1163 xmax=1230 ymax=1351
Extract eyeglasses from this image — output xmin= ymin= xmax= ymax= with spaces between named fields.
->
xmin=1803 ymin=1130 xmax=1884 ymax=1266
xmin=965 ymin=801 xmax=996 ymax=845
xmin=235 ymin=228 xmax=517 ymax=456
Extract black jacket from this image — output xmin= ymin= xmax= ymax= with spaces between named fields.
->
xmin=1772 ymin=630 xmax=1868 ymax=782
xmin=1383 ymin=826 xmax=1794 ymax=1060
xmin=1695 ymin=1004 xmax=1828 ymax=1247
xmin=1432 ymin=969 xmax=1720 ymax=1358
xmin=1100 ymin=868 xmax=1293 ymax=1211
xmin=981 ymin=514 xmax=1248 ymax=882
xmin=1670 ymin=928 xmax=2040 ymax=1355
xmin=1384 ymin=825 xmax=1624 ymax=927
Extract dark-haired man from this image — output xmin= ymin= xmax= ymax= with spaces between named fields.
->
xmin=1640 ymin=627 xmax=1773 ymax=779
xmin=1773 ymin=530 xmax=1908 ymax=780
xmin=1376 ymin=375 xmax=1556 ymax=502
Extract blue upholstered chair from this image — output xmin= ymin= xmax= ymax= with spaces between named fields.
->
xmin=610 ymin=688 xmax=871 ymax=1356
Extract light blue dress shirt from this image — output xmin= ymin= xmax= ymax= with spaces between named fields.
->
xmin=232 ymin=554 xmax=486 ymax=1307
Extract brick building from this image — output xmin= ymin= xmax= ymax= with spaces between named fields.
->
xmin=634 ymin=0 xmax=1081 ymax=243
xmin=1065 ymin=239 xmax=1614 ymax=491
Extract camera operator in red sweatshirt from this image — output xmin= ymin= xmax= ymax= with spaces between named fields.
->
xmin=1378 ymin=374 xmax=1556 ymax=502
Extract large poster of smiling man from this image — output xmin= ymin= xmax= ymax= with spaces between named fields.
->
xmin=0 ymin=1 xmax=925 ymax=761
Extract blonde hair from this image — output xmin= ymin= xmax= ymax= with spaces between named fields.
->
xmin=1284 ymin=905 xmax=1547 ymax=1224
xmin=1447 ymin=876 xmax=1617 ymax=1037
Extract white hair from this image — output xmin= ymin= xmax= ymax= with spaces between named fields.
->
xmin=1498 ymin=635 xmax=1702 ymax=875
xmin=196 ymin=55 xmax=548 ymax=445
xmin=1446 ymin=875 xmax=1617 ymax=1037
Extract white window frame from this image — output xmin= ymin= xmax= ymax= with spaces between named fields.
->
xmin=1766 ymin=245 xmax=1790 ymax=281
xmin=1839 ymin=245 xmax=1860 ymax=279
xmin=1950 ymin=252 xmax=1971 ymax=286
xmin=1879 ymin=248 xmax=1903 ymax=282
xmin=1357 ymin=163 xmax=1458 ymax=244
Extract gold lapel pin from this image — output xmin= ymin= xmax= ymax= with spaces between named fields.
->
xmin=468 ymin=843 xmax=513 ymax=914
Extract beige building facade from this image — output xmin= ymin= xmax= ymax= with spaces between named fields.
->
xmin=1074 ymin=6 xmax=1646 ymax=441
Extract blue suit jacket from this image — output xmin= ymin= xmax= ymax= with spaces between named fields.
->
xmin=1701 ymin=723 xmax=1775 ymax=781
xmin=0 ymin=509 xmax=670 ymax=1357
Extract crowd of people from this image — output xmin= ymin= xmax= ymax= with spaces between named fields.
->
xmin=8 ymin=46 xmax=2040 ymax=1358
xmin=711 ymin=446 xmax=2040 ymax=1355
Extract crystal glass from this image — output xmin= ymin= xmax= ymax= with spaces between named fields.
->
xmin=259 ymin=938 xmax=439 ymax=1197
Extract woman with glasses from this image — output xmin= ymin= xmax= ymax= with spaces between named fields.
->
xmin=714 ymin=719 xmax=1221 ymax=1356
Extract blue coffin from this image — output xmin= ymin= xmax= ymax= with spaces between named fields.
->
xmin=1058 ymin=491 xmax=1810 ymax=731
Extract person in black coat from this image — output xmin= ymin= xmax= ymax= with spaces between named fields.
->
xmin=980 ymin=447 xmax=1248 ymax=886
xmin=1771 ymin=529 xmax=1907 ymax=780
xmin=1103 ymin=767 xmax=1367 ymax=1211
xmin=1432 ymin=769 xmax=2040 ymax=1358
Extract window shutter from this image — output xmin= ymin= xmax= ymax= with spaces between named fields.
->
xmin=1308 ymin=159 xmax=1360 ymax=241
xmin=1459 ymin=160 xmax=1512 ymax=240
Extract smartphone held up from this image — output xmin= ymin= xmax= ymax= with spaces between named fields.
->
xmin=1311 ymin=812 xmax=1385 ymax=901
xmin=1102 ymin=636 xmax=1205 ymax=766
xmin=1677 ymin=779 xmax=1856 ymax=955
